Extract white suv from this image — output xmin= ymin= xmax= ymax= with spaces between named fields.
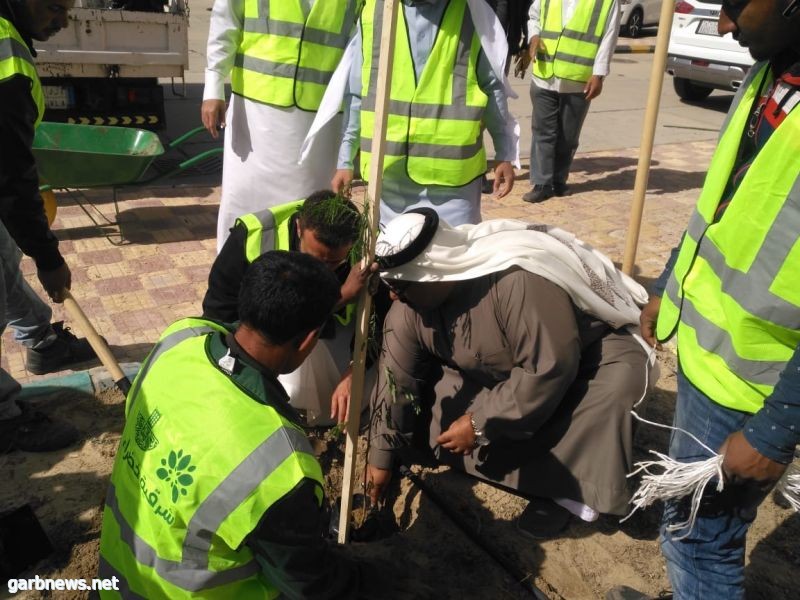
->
xmin=666 ymin=0 xmax=754 ymax=101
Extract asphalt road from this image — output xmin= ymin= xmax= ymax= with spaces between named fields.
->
xmin=505 ymin=51 xmax=733 ymax=160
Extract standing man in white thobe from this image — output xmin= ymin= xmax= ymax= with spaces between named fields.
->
xmin=202 ymin=0 xmax=362 ymax=251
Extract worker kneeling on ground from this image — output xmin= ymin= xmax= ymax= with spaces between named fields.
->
xmin=98 ymin=251 xmax=380 ymax=599
xmin=367 ymin=209 xmax=656 ymax=539
xmin=203 ymin=190 xmax=376 ymax=426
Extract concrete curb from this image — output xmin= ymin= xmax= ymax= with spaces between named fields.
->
xmin=615 ymin=45 xmax=656 ymax=54
xmin=19 ymin=362 xmax=141 ymax=397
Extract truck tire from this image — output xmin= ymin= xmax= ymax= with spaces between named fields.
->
xmin=673 ymin=77 xmax=713 ymax=101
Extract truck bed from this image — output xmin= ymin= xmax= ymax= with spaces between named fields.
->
xmin=34 ymin=6 xmax=189 ymax=79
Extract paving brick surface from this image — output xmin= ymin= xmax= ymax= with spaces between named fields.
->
xmin=1 ymin=139 xmax=710 ymax=384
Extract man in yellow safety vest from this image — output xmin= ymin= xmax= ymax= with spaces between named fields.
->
xmin=630 ymin=0 xmax=800 ymax=597
xmin=99 ymin=251 xmax=383 ymax=599
xmin=521 ymin=0 xmax=619 ymax=203
xmin=203 ymin=191 xmax=378 ymax=426
xmin=331 ymin=0 xmax=517 ymax=227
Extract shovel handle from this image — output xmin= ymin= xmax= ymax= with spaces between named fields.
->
xmin=63 ymin=290 xmax=131 ymax=394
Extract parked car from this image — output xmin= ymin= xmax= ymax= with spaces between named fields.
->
xmin=619 ymin=0 xmax=660 ymax=38
xmin=666 ymin=0 xmax=755 ymax=101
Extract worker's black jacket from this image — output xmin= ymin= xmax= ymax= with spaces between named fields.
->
xmin=0 ymin=2 xmax=65 ymax=271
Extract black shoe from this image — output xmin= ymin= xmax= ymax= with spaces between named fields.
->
xmin=0 ymin=405 xmax=79 ymax=453
xmin=517 ymin=497 xmax=571 ymax=539
xmin=26 ymin=321 xmax=99 ymax=375
xmin=522 ymin=184 xmax=554 ymax=204
xmin=553 ymin=182 xmax=571 ymax=197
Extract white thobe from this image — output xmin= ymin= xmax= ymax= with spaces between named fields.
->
xmin=278 ymin=320 xmax=374 ymax=426
xmin=204 ymin=0 xmax=343 ymax=251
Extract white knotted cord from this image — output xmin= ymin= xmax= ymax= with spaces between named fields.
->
xmin=622 ymin=343 xmax=725 ymax=540
xmin=632 ymin=343 xmax=658 ymax=409
xmin=622 ymin=411 xmax=725 ymax=539
xmin=625 ymin=343 xmax=800 ymax=538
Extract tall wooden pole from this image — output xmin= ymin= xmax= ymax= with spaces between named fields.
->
xmin=338 ymin=0 xmax=399 ymax=544
xmin=621 ymin=0 xmax=676 ymax=275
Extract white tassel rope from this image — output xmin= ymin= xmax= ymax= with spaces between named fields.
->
xmin=626 ymin=343 xmax=800 ymax=538
xmin=622 ymin=412 xmax=725 ymax=540
xmin=632 ymin=341 xmax=658 ymax=409
xmin=623 ymin=344 xmax=726 ymax=539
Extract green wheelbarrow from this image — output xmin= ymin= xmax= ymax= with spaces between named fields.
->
xmin=33 ymin=122 xmax=222 ymax=236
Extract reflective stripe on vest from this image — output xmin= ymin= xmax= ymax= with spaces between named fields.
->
xmin=235 ymin=199 xmax=304 ymax=264
xmin=100 ymin=318 xmax=324 ymax=598
xmin=231 ymin=0 xmax=358 ymax=111
xmin=656 ymin=62 xmax=800 ymax=414
xmin=532 ymin=0 xmax=613 ymax=83
xmin=0 ymin=17 xmax=44 ymax=126
xmin=359 ymin=0 xmax=488 ymax=187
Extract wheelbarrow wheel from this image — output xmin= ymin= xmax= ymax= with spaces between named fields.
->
xmin=42 ymin=189 xmax=57 ymax=226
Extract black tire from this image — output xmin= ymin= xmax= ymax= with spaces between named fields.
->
xmin=673 ymin=77 xmax=714 ymax=101
xmin=623 ymin=7 xmax=644 ymax=38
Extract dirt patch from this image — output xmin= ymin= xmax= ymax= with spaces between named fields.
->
xmin=1 ymin=358 xmax=798 ymax=599
xmin=0 ymin=387 xmax=123 ymax=600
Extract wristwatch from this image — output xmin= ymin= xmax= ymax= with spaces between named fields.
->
xmin=469 ymin=413 xmax=490 ymax=448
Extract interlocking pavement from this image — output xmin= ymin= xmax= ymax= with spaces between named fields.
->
xmin=1 ymin=139 xmax=713 ymax=384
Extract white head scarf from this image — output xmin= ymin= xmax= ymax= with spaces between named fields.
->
xmin=376 ymin=211 xmax=648 ymax=331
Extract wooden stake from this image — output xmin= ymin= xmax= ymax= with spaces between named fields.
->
xmin=63 ymin=290 xmax=131 ymax=394
xmin=338 ymin=0 xmax=400 ymax=544
xmin=621 ymin=0 xmax=677 ymax=275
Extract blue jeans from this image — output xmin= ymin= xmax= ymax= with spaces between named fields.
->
xmin=0 ymin=221 xmax=53 ymax=405
xmin=660 ymin=372 xmax=768 ymax=599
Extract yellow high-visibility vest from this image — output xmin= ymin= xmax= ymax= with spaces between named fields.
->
xmin=656 ymin=62 xmax=800 ymax=414
xmin=231 ymin=0 xmax=359 ymax=111
xmin=0 ymin=17 xmax=44 ymax=126
xmin=533 ymin=0 xmax=613 ymax=83
xmin=99 ymin=318 xmax=325 ymax=598
xmin=359 ymin=0 xmax=488 ymax=187
xmin=236 ymin=200 xmax=304 ymax=263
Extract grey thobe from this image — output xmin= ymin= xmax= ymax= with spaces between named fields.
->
xmin=368 ymin=268 xmax=648 ymax=515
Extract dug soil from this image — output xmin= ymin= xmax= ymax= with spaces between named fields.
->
xmin=2 ymin=355 xmax=798 ymax=599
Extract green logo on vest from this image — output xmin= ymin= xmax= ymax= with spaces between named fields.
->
xmin=156 ymin=449 xmax=196 ymax=503
xmin=135 ymin=409 xmax=161 ymax=451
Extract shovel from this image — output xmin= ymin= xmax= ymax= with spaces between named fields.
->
xmin=63 ymin=290 xmax=131 ymax=394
